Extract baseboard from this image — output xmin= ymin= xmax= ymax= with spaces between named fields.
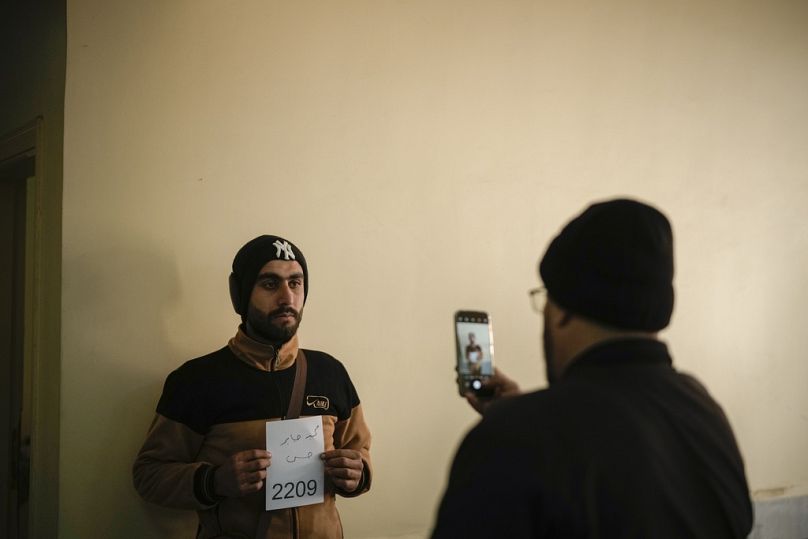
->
xmin=749 ymin=487 xmax=808 ymax=539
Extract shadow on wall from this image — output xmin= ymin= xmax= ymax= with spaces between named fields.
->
xmin=62 ymin=238 xmax=197 ymax=537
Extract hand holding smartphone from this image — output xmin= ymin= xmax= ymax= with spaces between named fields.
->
xmin=454 ymin=311 xmax=495 ymax=398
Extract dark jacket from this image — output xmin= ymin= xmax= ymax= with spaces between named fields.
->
xmin=432 ymin=338 xmax=752 ymax=538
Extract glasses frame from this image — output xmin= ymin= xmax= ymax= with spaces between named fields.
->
xmin=528 ymin=286 xmax=547 ymax=314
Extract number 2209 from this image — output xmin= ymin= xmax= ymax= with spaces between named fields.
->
xmin=271 ymin=480 xmax=318 ymax=500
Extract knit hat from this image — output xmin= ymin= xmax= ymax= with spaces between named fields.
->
xmin=229 ymin=235 xmax=308 ymax=318
xmin=539 ymin=198 xmax=674 ymax=331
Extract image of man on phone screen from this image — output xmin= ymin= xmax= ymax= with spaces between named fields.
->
xmin=465 ymin=332 xmax=483 ymax=375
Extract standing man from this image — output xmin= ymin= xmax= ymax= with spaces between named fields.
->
xmin=134 ymin=235 xmax=371 ymax=539
xmin=432 ymin=199 xmax=752 ymax=538
xmin=465 ymin=332 xmax=483 ymax=375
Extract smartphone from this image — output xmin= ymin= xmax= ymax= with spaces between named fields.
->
xmin=454 ymin=310 xmax=495 ymax=397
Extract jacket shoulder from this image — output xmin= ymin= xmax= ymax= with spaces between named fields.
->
xmin=300 ymin=348 xmax=360 ymax=420
xmin=155 ymin=346 xmax=234 ymax=432
xmin=172 ymin=346 xmax=234 ymax=375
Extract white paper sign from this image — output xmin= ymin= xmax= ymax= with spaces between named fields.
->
xmin=265 ymin=416 xmax=325 ymax=510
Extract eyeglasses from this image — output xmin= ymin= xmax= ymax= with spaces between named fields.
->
xmin=528 ymin=286 xmax=547 ymax=314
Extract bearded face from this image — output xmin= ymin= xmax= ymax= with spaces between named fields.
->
xmin=543 ymin=314 xmax=558 ymax=386
xmin=247 ymin=303 xmax=303 ymax=344
xmin=245 ymin=259 xmax=306 ymax=345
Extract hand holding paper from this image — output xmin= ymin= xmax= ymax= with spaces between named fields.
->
xmin=322 ymin=449 xmax=364 ymax=493
xmin=215 ymin=449 xmax=272 ymax=498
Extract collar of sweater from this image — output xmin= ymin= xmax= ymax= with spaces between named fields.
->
xmin=228 ymin=326 xmax=300 ymax=371
xmin=564 ymin=337 xmax=671 ymax=378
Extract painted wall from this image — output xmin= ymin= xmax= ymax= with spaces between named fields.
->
xmin=62 ymin=1 xmax=808 ymax=538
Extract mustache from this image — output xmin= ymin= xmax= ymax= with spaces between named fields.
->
xmin=268 ymin=307 xmax=300 ymax=319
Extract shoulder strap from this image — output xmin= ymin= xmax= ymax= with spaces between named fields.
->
xmin=285 ymin=349 xmax=308 ymax=420
xmin=257 ymin=351 xmax=308 ymax=539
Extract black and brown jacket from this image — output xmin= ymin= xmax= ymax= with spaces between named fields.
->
xmin=133 ymin=329 xmax=372 ymax=539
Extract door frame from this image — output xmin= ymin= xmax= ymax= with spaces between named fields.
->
xmin=0 ymin=119 xmax=60 ymax=538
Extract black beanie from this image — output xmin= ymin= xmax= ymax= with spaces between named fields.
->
xmin=229 ymin=235 xmax=308 ymax=318
xmin=539 ymin=199 xmax=674 ymax=331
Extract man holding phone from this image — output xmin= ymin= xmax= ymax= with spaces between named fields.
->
xmin=432 ymin=199 xmax=753 ymax=538
xmin=133 ymin=235 xmax=372 ymax=539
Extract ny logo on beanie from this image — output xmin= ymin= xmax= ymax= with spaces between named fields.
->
xmin=273 ymin=240 xmax=296 ymax=261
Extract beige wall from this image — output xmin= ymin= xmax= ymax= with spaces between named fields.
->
xmin=62 ymin=1 xmax=808 ymax=537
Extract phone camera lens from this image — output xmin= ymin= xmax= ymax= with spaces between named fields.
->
xmin=471 ymin=379 xmax=483 ymax=390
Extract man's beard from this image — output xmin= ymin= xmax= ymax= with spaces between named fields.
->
xmin=247 ymin=305 xmax=303 ymax=344
xmin=543 ymin=319 xmax=558 ymax=386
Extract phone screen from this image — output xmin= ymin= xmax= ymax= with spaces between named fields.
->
xmin=455 ymin=311 xmax=495 ymax=396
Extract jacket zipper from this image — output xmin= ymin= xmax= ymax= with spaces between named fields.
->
xmin=269 ymin=345 xmax=278 ymax=371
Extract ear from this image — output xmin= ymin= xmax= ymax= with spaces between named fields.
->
xmin=550 ymin=302 xmax=574 ymax=329
xmin=558 ymin=310 xmax=574 ymax=327
xmin=228 ymin=273 xmax=242 ymax=315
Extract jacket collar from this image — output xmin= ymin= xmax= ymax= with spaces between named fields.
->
xmin=228 ymin=326 xmax=300 ymax=371
xmin=564 ymin=338 xmax=672 ymax=379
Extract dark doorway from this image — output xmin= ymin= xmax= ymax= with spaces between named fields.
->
xmin=0 ymin=156 xmax=33 ymax=539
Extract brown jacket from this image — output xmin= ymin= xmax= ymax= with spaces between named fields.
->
xmin=133 ymin=330 xmax=372 ymax=538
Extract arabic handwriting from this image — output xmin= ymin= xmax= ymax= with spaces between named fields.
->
xmin=286 ymin=451 xmax=313 ymax=463
xmin=279 ymin=428 xmax=320 ymax=446
xmin=280 ymin=433 xmax=302 ymax=446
